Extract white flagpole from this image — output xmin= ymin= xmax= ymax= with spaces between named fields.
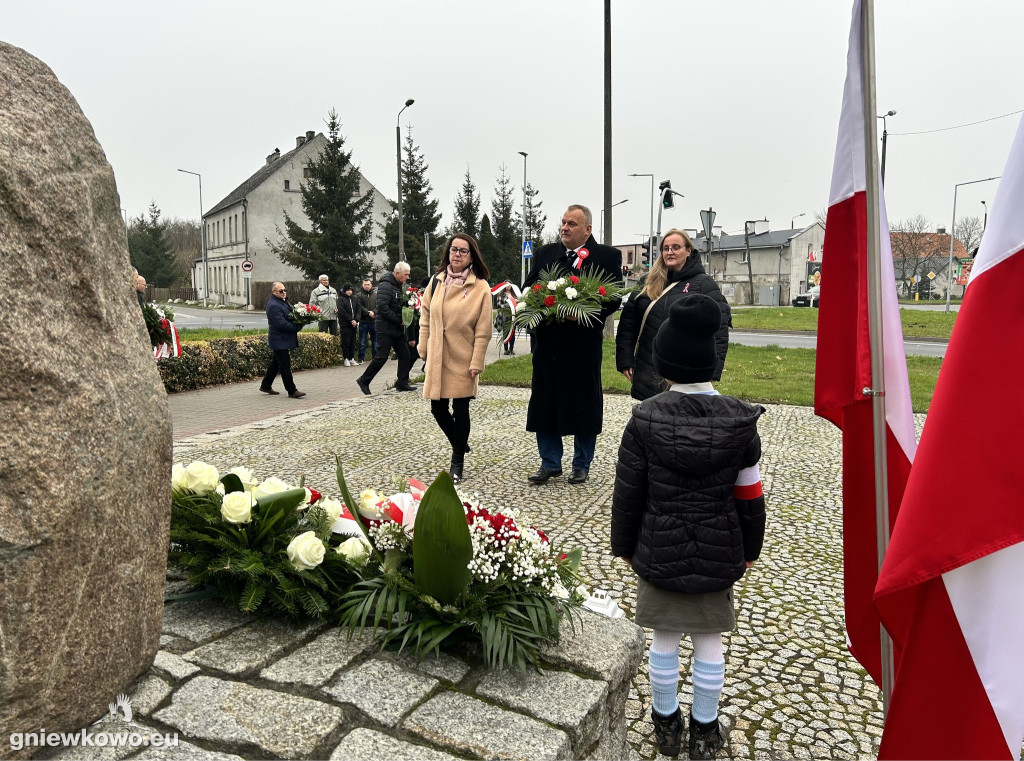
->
xmin=859 ymin=0 xmax=895 ymax=714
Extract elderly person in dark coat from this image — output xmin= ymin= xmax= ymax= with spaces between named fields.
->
xmin=259 ymin=282 xmax=306 ymax=398
xmin=355 ymin=262 xmax=416 ymax=395
xmin=524 ymin=205 xmax=622 ymax=485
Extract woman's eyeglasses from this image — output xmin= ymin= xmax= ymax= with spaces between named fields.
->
xmin=450 ymin=246 xmax=470 ymax=256
xmin=661 ymin=244 xmax=687 ymax=253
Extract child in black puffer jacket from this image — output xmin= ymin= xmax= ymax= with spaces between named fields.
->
xmin=611 ymin=293 xmax=767 ymax=760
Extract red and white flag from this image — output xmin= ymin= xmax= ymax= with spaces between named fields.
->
xmin=814 ymin=0 xmax=916 ymax=689
xmin=874 ymin=116 xmax=1024 ymax=760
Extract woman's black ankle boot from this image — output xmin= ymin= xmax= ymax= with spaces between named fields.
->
xmin=449 ymin=453 xmax=465 ymax=484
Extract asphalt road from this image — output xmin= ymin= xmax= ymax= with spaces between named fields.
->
xmin=170 ymin=306 xmax=947 ymax=357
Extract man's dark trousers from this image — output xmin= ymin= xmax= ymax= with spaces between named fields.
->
xmin=262 ymin=349 xmax=297 ymax=394
xmin=358 ymin=323 xmax=376 ymax=362
xmin=318 ymin=320 xmax=339 ymax=336
xmin=357 ymin=332 xmax=411 ymax=388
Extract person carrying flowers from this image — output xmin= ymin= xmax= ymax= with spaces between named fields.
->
xmin=259 ymin=282 xmax=306 ymax=398
xmin=611 ymin=293 xmax=766 ymax=759
xmin=417 ymin=233 xmax=492 ymax=483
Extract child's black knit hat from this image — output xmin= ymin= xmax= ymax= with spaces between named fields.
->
xmin=653 ymin=293 xmax=721 ymax=384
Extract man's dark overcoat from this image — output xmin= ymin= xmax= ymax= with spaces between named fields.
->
xmin=266 ymin=295 xmax=302 ymax=350
xmin=524 ymin=235 xmax=622 ymax=436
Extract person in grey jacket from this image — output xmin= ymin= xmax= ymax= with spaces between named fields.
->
xmin=309 ymin=275 xmax=339 ymax=336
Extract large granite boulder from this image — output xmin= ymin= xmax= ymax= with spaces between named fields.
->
xmin=0 ymin=41 xmax=172 ymax=755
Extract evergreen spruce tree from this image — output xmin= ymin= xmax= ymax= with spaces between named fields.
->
xmin=384 ymin=127 xmax=443 ymax=286
xmin=488 ymin=166 xmax=520 ymax=284
xmin=514 ymin=182 xmax=549 ymax=247
xmin=451 ymin=169 xmax=481 ymax=239
xmin=128 ymin=202 xmax=179 ymax=287
xmin=478 ymin=214 xmax=501 ymax=283
xmin=273 ymin=109 xmax=373 ymax=285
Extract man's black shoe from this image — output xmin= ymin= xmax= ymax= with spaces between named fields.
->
xmin=527 ymin=468 xmax=562 ymax=484
xmin=395 ymin=384 xmax=417 ymax=392
xmin=259 ymin=386 xmax=280 ymax=395
xmin=567 ymin=468 xmax=589 ymax=484
xmin=356 ymin=378 xmax=371 ymax=396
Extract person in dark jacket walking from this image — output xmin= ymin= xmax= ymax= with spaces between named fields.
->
xmin=355 ymin=278 xmax=377 ymax=364
xmin=259 ymin=282 xmax=306 ymax=398
xmin=337 ymin=284 xmax=359 ymax=366
xmin=615 ymin=229 xmax=730 ymax=401
xmin=355 ymin=262 xmax=416 ymax=395
xmin=611 ymin=294 xmax=766 ymax=759
xmin=524 ymin=205 xmax=622 ymax=485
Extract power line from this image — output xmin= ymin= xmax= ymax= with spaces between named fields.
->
xmin=890 ymin=108 xmax=1024 ymax=136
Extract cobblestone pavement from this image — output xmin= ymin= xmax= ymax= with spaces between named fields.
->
xmin=172 ymin=386 xmax=921 ymax=760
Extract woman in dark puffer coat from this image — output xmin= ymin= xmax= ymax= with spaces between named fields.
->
xmin=611 ymin=294 xmax=766 ymax=760
xmin=616 ymin=229 xmax=730 ymax=401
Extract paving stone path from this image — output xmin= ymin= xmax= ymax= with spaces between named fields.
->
xmin=162 ymin=386 xmax=914 ymax=760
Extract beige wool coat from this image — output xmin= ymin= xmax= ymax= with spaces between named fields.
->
xmin=418 ymin=271 xmax=493 ymax=400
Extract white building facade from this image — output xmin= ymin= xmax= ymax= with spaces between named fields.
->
xmin=193 ymin=131 xmax=394 ymax=306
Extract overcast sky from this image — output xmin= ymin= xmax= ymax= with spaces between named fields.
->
xmin=6 ymin=1 xmax=1022 ymax=244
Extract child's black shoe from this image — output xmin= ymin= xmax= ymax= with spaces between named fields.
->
xmin=688 ymin=715 xmax=724 ymax=759
xmin=651 ymin=707 xmax=684 ymax=756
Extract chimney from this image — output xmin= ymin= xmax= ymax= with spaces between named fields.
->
xmin=296 ymin=135 xmax=305 ymax=148
xmin=266 ymin=147 xmax=281 ymax=165
xmin=306 ymin=130 xmax=315 ymax=142
xmin=937 ymin=227 xmax=947 ymax=234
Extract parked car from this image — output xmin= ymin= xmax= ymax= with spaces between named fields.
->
xmin=792 ymin=285 xmax=820 ymax=308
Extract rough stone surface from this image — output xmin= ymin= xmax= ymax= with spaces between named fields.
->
xmin=181 ymin=619 xmax=322 ymax=677
xmin=541 ymin=611 xmax=646 ymax=686
xmin=324 ymin=658 xmax=438 ymax=727
xmin=152 ymin=651 xmax=201 ymax=681
xmin=160 ymin=601 xmax=251 ymax=645
xmin=387 ymin=647 xmax=472 ymax=684
xmin=260 ymin=627 xmax=375 ymax=688
xmin=476 ymin=668 xmax=607 ymax=748
xmin=329 ymin=728 xmax=463 ymax=761
xmin=128 ymin=673 xmax=173 ymax=716
xmin=132 ymin=740 xmax=246 ymax=761
xmin=404 ymin=692 xmax=572 ymax=760
xmin=0 ymin=42 xmax=171 ymax=756
xmin=153 ymin=676 xmax=346 ymax=757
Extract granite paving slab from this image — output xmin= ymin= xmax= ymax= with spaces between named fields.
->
xmin=323 ymin=658 xmax=437 ymax=727
xmin=152 ymin=651 xmax=201 ymax=681
xmin=182 ymin=619 xmax=323 ymax=677
xmin=132 ymin=740 xmax=246 ymax=761
xmin=541 ymin=610 xmax=646 ymax=686
xmin=128 ymin=674 xmax=173 ymax=716
xmin=260 ymin=627 xmax=376 ymax=688
xmin=328 ymin=728 xmax=463 ymax=761
xmin=386 ymin=647 xmax=472 ymax=684
xmin=160 ymin=601 xmax=251 ymax=645
xmin=476 ymin=668 xmax=607 ymax=747
xmin=153 ymin=676 xmax=346 ymax=758
xmin=403 ymin=691 xmax=572 ymax=760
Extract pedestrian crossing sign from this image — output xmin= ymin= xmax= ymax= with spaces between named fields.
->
xmin=523 ymin=241 xmax=533 ymax=257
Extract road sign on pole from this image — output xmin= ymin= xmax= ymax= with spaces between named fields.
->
xmin=522 ymin=241 xmax=533 ymax=258
xmin=241 ymin=259 xmax=253 ymax=272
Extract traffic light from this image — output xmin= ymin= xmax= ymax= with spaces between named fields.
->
xmin=659 ymin=180 xmax=674 ymax=209
xmin=641 ymin=240 xmax=651 ymax=266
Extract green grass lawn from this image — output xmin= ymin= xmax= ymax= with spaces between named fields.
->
xmin=176 ymin=327 xmax=272 ymax=340
xmin=480 ymin=340 xmax=941 ymax=413
xmin=730 ymin=306 xmax=956 ymax=339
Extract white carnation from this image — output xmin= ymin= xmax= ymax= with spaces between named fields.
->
xmin=564 ymin=287 xmax=578 ymax=300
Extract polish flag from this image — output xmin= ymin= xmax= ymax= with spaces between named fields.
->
xmin=813 ymin=0 xmax=916 ymax=689
xmin=874 ymin=115 xmax=1024 ymax=759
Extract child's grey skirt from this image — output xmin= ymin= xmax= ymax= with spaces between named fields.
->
xmin=634 ymin=578 xmax=736 ymax=633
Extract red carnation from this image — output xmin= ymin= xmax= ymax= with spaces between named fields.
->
xmin=543 ymin=295 xmax=556 ymax=307
xmin=598 ymin=286 xmax=607 ymax=296
xmin=533 ymin=284 xmax=542 ymax=291
xmin=569 ymin=275 xmax=580 ymax=284
xmin=308 ymin=488 xmax=322 ymax=504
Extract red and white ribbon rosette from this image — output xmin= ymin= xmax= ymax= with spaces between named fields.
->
xmin=572 ymin=247 xmax=590 ymax=269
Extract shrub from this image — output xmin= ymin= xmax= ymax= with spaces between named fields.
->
xmin=159 ymin=333 xmax=341 ymax=392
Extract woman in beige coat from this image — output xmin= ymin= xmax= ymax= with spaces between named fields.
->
xmin=418 ymin=233 xmax=493 ymax=483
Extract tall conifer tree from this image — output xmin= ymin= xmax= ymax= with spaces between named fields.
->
xmin=274 ymin=109 xmax=373 ymax=284
xmin=451 ymin=169 xmax=481 ymax=239
xmin=128 ymin=202 xmax=179 ymax=287
xmin=384 ymin=128 xmax=442 ymax=286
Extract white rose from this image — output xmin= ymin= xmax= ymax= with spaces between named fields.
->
xmin=287 ymin=531 xmax=325 ymax=570
xmin=335 ymin=536 xmax=371 ymax=567
xmin=220 ymin=491 xmax=254 ymax=524
xmin=318 ymin=498 xmax=344 ymax=523
xmin=181 ymin=461 xmax=220 ymax=494
xmin=253 ymin=477 xmax=291 ymax=501
xmin=564 ymin=287 xmax=578 ymax=300
xmin=171 ymin=463 xmax=186 ymax=489
xmin=358 ymin=489 xmax=386 ymax=520
xmin=547 ymin=281 xmax=559 ymax=291
xmin=227 ymin=466 xmax=258 ymax=492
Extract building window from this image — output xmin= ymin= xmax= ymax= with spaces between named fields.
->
xmin=284 ymin=180 xmax=290 ymax=190
xmin=235 ymin=214 xmax=239 ymax=242
xmin=303 ymin=167 xmax=312 ymax=179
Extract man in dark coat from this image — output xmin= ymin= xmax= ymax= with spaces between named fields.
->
xmin=259 ymin=282 xmax=306 ymax=398
xmin=355 ymin=262 xmax=416 ymax=395
xmin=524 ymin=204 xmax=622 ymax=485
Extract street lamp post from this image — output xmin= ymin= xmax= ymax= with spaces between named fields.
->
xmin=518 ymin=151 xmax=528 ymax=286
xmin=877 ymin=109 xmax=896 ymax=185
xmin=981 ymin=200 xmax=988 ymax=232
xmin=599 ymin=199 xmax=628 ymax=243
xmin=396 ymin=98 xmax=415 ymax=261
xmin=177 ymin=168 xmax=207 ymax=306
xmin=791 ymin=212 xmax=807 ymax=230
xmin=947 ymin=175 xmax=1000 ymax=311
xmin=628 ymin=173 xmax=654 ymax=267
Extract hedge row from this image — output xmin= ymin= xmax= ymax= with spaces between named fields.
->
xmin=158 ymin=333 xmax=341 ymax=392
